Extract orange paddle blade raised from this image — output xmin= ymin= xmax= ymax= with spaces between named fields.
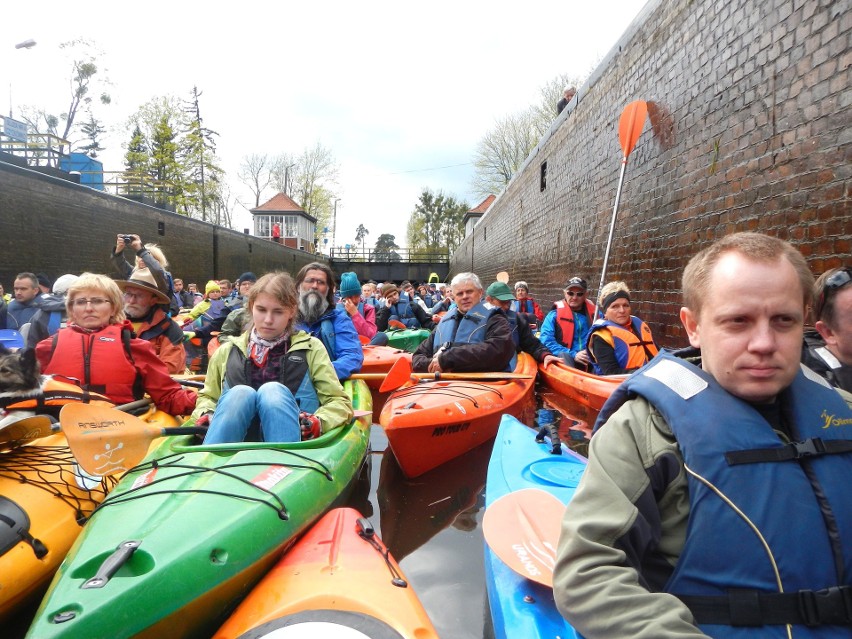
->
xmin=496 ymin=271 xmax=510 ymax=284
xmin=482 ymin=488 xmax=566 ymax=588
xmin=618 ymin=100 xmax=648 ymax=159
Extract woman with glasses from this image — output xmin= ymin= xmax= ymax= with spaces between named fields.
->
xmin=802 ymin=266 xmax=852 ymax=392
xmin=586 ymin=281 xmax=658 ymax=375
xmin=35 ymin=273 xmax=197 ymax=416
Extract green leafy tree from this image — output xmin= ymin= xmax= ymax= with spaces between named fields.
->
xmin=407 ymin=188 xmax=467 ymax=253
xmin=122 ymin=124 xmax=149 ymax=198
xmin=181 ymin=87 xmax=222 ymax=221
xmin=373 ymin=234 xmax=401 ymax=262
xmin=150 ymin=113 xmax=182 ymax=210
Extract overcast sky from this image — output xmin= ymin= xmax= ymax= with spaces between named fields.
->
xmin=3 ymin=1 xmax=647 ymax=249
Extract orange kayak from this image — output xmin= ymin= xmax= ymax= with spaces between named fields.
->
xmin=537 ymin=361 xmax=627 ymax=411
xmin=359 ymin=346 xmax=412 ymax=390
xmin=380 ymin=352 xmax=537 ymax=478
xmin=0 ymin=405 xmax=177 ymax=621
xmin=213 ymin=507 xmax=438 ymax=639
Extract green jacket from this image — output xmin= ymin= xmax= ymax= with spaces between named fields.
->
xmin=191 ymin=330 xmax=353 ymax=435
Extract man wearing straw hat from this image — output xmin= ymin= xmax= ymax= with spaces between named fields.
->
xmin=117 ymin=270 xmax=187 ymax=374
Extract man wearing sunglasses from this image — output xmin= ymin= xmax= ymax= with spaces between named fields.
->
xmin=803 ymin=266 xmax=852 ymax=393
xmin=540 ymin=276 xmax=598 ymax=368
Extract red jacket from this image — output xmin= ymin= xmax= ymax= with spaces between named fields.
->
xmin=36 ymin=321 xmax=197 ymax=416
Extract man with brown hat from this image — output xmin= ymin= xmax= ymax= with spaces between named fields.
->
xmin=117 ymin=270 xmax=187 ymax=374
xmin=375 ymin=282 xmax=432 ymax=331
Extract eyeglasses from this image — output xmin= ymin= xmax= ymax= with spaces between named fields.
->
xmin=816 ymin=267 xmax=852 ymax=319
xmin=123 ymin=290 xmax=151 ymax=300
xmin=71 ymin=298 xmax=110 ymax=308
xmin=565 ymin=291 xmax=586 ymax=297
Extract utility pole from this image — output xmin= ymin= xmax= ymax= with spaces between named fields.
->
xmin=332 ymin=198 xmax=340 ymax=257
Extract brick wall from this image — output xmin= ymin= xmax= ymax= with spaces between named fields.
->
xmin=451 ymin=0 xmax=850 ymax=347
xmin=0 ymin=162 xmax=322 ymax=290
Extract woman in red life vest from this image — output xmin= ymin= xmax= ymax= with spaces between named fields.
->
xmin=35 ymin=273 xmax=197 ymax=416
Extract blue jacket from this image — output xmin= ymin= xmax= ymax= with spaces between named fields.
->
xmin=296 ymin=307 xmax=363 ymax=380
xmin=600 ymin=351 xmax=852 ymax=637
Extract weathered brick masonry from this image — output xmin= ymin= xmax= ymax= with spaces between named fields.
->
xmin=0 ymin=162 xmax=321 ymax=289
xmin=451 ymin=0 xmax=850 ymax=347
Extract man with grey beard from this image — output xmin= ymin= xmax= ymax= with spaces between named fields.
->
xmin=294 ymin=262 xmax=363 ymax=380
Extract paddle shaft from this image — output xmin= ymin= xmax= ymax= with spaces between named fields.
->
xmin=352 ymin=372 xmax=533 ymax=381
xmin=597 ymin=158 xmax=629 ymax=301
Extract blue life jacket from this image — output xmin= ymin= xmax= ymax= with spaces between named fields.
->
xmin=510 ymin=299 xmax=534 ymax=315
xmin=600 ymin=351 xmax=852 ymax=637
xmin=336 ymin=300 xmax=365 ymax=318
xmin=388 ymin=298 xmax=418 ymax=328
xmin=433 ymin=302 xmax=509 ymax=372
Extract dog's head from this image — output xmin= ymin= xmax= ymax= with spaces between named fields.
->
xmin=0 ymin=346 xmax=42 ymax=395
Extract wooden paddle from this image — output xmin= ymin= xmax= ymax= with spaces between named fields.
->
xmin=376 ymin=355 xmax=533 ymax=393
xmin=482 ymin=488 xmax=566 ymax=588
xmin=60 ymin=403 xmax=206 ymax=477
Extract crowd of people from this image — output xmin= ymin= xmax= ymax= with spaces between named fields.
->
xmin=1 ymin=229 xmax=850 ymax=635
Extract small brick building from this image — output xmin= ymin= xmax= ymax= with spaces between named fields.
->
xmin=251 ymin=193 xmax=317 ymax=252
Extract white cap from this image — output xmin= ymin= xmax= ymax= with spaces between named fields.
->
xmin=53 ymin=274 xmax=79 ymax=295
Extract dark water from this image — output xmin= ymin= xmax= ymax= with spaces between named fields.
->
xmin=8 ymin=387 xmax=596 ymax=638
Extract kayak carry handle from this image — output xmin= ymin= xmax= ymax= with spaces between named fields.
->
xmin=82 ymin=540 xmax=141 ymax=589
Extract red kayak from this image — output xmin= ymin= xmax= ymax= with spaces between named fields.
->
xmin=379 ymin=353 xmax=537 ymax=478
xmin=213 ymin=507 xmax=438 ymax=639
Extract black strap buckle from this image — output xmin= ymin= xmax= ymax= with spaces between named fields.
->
xmin=793 ymin=438 xmax=826 ymax=458
xmin=798 ymin=586 xmax=852 ymax=626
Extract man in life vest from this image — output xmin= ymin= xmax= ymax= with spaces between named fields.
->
xmin=336 ymin=271 xmax=388 ymax=346
xmin=294 ymin=262 xmax=363 ymax=380
xmin=375 ymin=283 xmax=432 ymax=331
xmin=802 ymin=266 xmax=852 ymax=393
xmin=484 ymin=281 xmax=560 ymax=370
xmin=117 ymin=269 xmax=187 ymax=375
xmin=412 ymin=272 xmax=514 ymax=373
xmin=554 ymin=232 xmax=852 ymax=638
xmin=24 ymin=273 xmax=78 ymax=348
xmin=511 ymin=281 xmax=544 ymax=326
xmin=540 ymin=276 xmax=597 ymax=368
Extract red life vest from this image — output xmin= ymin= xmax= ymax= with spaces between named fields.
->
xmin=43 ymin=324 xmax=143 ymax=405
xmin=554 ymin=299 xmax=597 ymax=347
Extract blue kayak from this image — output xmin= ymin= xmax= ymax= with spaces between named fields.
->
xmin=484 ymin=414 xmax=587 ymax=639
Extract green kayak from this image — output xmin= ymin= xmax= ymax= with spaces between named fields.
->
xmin=385 ymin=328 xmax=430 ymax=352
xmin=27 ymin=379 xmax=372 ymax=639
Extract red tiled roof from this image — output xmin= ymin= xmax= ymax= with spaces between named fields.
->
xmin=251 ymin=192 xmax=304 ymax=213
xmin=469 ymin=194 xmax=495 ymax=214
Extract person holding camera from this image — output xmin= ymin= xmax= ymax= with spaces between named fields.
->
xmin=111 ymin=233 xmax=174 ymax=306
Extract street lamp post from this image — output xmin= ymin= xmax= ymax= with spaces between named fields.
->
xmin=332 ymin=198 xmax=340 ymax=257
xmin=11 ymin=39 xmax=37 ymax=118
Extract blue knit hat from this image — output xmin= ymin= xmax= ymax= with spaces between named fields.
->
xmin=339 ymin=272 xmax=361 ymax=298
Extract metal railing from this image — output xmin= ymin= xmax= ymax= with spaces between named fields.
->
xmin=328 ymin=246 xmax=449 ymax=263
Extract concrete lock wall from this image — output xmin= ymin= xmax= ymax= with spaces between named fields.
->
xmin=0 ymin=161 xmax=323 ymax=290
xmin=451 ymin=0 xmax=850 ymax=348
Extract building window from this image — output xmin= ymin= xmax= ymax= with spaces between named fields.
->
xmin=540 ymin=161 xmax=547 ymax=192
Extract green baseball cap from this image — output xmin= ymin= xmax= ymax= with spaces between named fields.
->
xmin=486 ymin=281 xmax=516 ymax=301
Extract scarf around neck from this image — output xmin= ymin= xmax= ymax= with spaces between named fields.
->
xmin=248 ymin=328 xmax=289 ymax=367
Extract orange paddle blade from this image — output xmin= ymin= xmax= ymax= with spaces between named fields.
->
xmin=496 ymin=271 xmax=509 ymax=284
xmin=482 ymin=488 xmax=565 ymax=588
xmin=379 ymin=356 xmax=415 ymax=393
xmin=0 ymin=415 xmax=56 ymax=447
xmin=618 ymin=100 xmax=648 ymax=159
xmin=388 ymin=320 xmax=407 ymax=330
xmin=60 ymin=404 xmax=204 ymax=477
